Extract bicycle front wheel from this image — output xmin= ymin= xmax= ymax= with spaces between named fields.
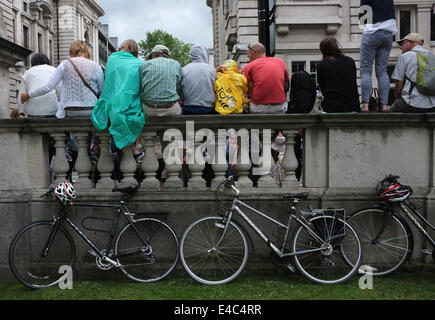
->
xmin=115 ymin=218 xmax=179 ymax=283
xmin=292 ymin=215 xmax=362 ymax=284
xmin=348 ymin=207 xmax=413 ymax=276
xmin=180 ymin=216 xmax=249 ymax=285
xmin=8 ymin=221 xmax=75 ymax=289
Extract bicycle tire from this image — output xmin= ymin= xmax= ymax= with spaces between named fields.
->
xmin=8 ymin=221 xmax=75 ymax=289
xmin=180 ymin=216 xmax=249 ymax=285
xmin=115 ymin=218 xmax=179 ymax=283
xmin=292 ymin=215 xmax=362 ymax=284
xmin=347 ymin=206 xmax=414 ymax=276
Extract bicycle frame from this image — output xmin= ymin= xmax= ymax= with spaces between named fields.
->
xmin=400 ymin=201 xmax=435 ymax=247
xmin=372 ymin=201 xmax=435 ymax=248
xmin=43 ymin=201 xmax=149 ymax=268
xmin=218 ymin=190 xmax=329 ymax=259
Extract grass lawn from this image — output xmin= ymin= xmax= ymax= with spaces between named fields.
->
xmin=0 ymin=271 xmax=434 ymax=301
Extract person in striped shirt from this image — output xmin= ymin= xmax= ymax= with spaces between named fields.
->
xmin=140 ymin=45 xmax=183 ymax=117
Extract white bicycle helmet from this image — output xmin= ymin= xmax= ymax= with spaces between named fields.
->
xmin=54 ymin=182 xmax=77 ymax=204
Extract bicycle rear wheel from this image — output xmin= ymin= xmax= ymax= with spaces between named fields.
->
xmin=8 ymin=221 xmax=75 ymax=289
xmin=348 ymin=207 xmax=413 ymax=276
xmin=180 ymin=216 xmax=249 ymax=285
xmin=115 ymin=218 xmax=179 ymax=283
xmin=292 ymin=215 xmax=362 ymax=284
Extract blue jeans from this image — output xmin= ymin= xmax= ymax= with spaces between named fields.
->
xmin=360 ymin=30 xmax=393 ymax=105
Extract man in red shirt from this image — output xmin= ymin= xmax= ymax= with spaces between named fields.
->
xmin=244 ymin=42 xmax=290 ymax=113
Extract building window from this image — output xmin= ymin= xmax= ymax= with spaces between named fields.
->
xmin=292 ymin=61 xmax=305 ymax=73
xmin=23 ymin=25 xmax=29 ymax=48
xmin=38 ymin=33 xmax=43 ymax=53
xmin=431 ymin=6 xmax=435 ymax=41
xmin=310 ymin=61 xmax=320 ymax=88
xmin=23 ymin=1 xmax=28 ymax=13
xmin=395 ymin=7 xmax=416 ymax=41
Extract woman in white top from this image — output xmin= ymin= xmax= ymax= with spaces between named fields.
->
xmin=21 ymin=40 xmax=104 ymax=118
xmin=18 ymin=53 xmax=60 ymax=118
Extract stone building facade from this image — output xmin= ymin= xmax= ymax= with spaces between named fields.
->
xmin=0 ymin=0 xmax=104 ymax=115
xmin=207 ymin=0 xmax=435 ymax=104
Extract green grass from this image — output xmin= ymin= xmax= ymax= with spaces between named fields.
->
xmin=0 ymin=271 xmax=434 ymax=300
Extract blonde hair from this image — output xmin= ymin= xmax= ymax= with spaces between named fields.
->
xmin=69 ymin=40 xmax=91 ymax=59
xmin=120 ymin=39 xmax=139 ymax=58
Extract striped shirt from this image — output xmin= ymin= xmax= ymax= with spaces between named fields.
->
xmin=140 ymin=57 xmax=182 ymax=105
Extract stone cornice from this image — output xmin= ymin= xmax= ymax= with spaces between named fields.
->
xmin=85 ymin=0 xmax=105 ymax=17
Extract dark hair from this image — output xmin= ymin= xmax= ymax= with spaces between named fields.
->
xmin=31 ymin=53 xmax=51 ymax=67
xmin=319 ymin=37 xmax=343 ymax=62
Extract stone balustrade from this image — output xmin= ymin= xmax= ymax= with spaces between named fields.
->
xmin=1 ymin=113 xmax=435 ymax=280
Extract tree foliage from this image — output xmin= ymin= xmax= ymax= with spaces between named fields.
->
xmin=138 ymin=30 xmax=192 ymax=67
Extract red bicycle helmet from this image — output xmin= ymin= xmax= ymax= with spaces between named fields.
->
xmin=376 ymin=175 xmax=412 ymax=203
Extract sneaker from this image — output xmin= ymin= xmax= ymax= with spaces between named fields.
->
xmin=133 ymin=151 xmax=145 ymax=163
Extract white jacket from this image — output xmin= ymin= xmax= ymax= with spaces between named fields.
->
xmin=18 ymin=65 xmax=60 ymax=117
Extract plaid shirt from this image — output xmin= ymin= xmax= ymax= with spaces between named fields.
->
xmin=140 ymin=57 xmax=182 ymax=105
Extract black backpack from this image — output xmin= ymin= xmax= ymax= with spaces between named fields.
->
xmin=287 ymin=71 xmax=316 ymax=113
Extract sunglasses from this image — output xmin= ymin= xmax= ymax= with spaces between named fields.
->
xmin=248 ymin=44 xmax=257 ymax=53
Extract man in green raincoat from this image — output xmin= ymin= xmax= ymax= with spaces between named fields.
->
xmin=91 ymin=40 xmax=145 ymax=150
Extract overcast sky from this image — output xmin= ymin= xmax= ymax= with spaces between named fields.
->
xmin=99 ymin=0 xmax=214 ymax=49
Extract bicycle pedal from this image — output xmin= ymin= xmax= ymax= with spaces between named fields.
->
xmin=287 ymin=264 xmax=295 ymax=273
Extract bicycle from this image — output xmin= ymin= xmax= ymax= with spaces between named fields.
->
xmin=179 ymin=176 xmax=362 ymax=285
xmin=8 ymin=183 xmax=179 ymax=289
xmin=348 ymin=174 xmax=435 ymax=276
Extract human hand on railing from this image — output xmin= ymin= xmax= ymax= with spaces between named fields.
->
xmin=21 ymin=93 xmax=30 ymax=104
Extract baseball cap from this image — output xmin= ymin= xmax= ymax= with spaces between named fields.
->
xmin=396 ymin=33 xmax=424 ymax=46
xmin=151 ymin=44 xmax=171 ymax=56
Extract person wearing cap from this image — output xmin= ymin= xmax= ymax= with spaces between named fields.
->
xmin=140 ymin=44 xmax=182 ymax=117
xmin=359 ymin=0 xmax=397 ymax=113
xmin=390 ymin=33 xmax=435 ymax=112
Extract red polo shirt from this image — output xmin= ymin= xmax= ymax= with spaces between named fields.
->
xmin=244 ymin=57 xmax=289 ymax=105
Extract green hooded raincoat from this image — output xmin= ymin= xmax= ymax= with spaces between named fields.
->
xmin=91 ymin=51 xmax=145 ymax=149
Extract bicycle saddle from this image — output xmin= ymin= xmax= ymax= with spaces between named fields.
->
xmin=112 ymin=185 xmax=139 ymax=196
xmin=283 ymin=192 xmax=309 ymax=200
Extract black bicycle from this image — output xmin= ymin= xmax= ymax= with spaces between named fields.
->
xmin=9 ymin=185 xmax=179 ymax=289
xmin=348 ymin=175 xmax=435 ymax=276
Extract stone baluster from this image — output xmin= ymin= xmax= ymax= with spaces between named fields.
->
xmin=235 ymin=131 xmax=252 ymax=189
xmin=50 ymin=132 xmax=69 ymax=185
xmin=141 ymin=132 xmax=160 ymax=189
xmin=211 ymin=129 xmax=228 ymax=189
xmin=120 ymin=146 xmax=139 ymax=187
xmin=73 ymin=132 xmax=93 ymax=190
xmin=281 ymin=130 xmax=301 ymax=188
xmin=161 ymin=130 xmax=183 ymax=189
xmin=187 ymin=137 xmax=206 ymax=190
xmin=95 ymin=133 xmax=115 ymax=190
xmin=253 ymin=129 xmax=276 ymax=188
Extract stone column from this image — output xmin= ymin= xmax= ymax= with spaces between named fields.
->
xmin=187 ymin=139 xmax=205 ymax=190
xmin=253 ymin=129 xmax=276 ymax=188
xmin=281 ymin=130 xmax=301 ymax=188
xmin=141 ymin=132 xmax=160 ymax=189
xmin=120 ymin=146 xmax=139 ymax=186
xmin=95 ymin=133 xmax=114 ymax=190
xmin=51 ymin=133 xmax=69 ymax=185
xmin=73 ymin=132 xmax=93 ymax=190
xmin=212 ymin=129 xmax=228 ymax=189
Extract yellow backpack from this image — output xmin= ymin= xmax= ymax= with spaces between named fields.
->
xmin=214 ymin=60 xmax=249 ymax=115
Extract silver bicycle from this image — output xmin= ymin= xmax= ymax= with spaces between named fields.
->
xmin=179 ymin=176 xmax=362 ymax=285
